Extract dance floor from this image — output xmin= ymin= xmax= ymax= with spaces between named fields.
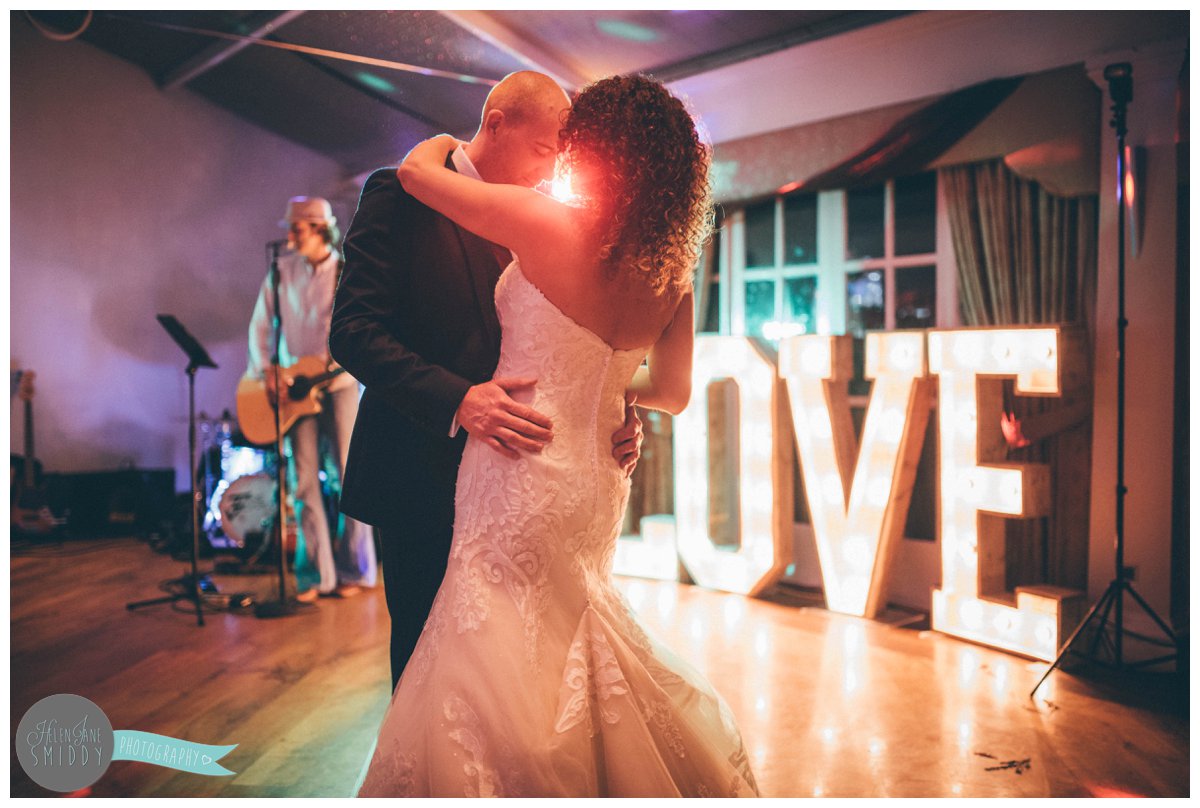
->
xmin=10 ymin=536 xmax=1189 ymax=798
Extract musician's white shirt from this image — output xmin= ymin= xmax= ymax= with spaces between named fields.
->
xmin=247 ymin=247 xmax=355 ymax=390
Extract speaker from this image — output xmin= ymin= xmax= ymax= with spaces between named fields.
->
xmin=45 ymin=469 xmax=176 ymax=537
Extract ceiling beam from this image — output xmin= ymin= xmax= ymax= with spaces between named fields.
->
xmin=648 ymin=11 xmax=909 ymax=84
xmin=438 ymin=10 xmax=590 ymax=92
xmin=159 ymin=10 xmax=307 ymax=90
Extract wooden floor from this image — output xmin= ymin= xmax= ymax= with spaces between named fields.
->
xmin=10 ymin=536 xmax=1189 ymax=798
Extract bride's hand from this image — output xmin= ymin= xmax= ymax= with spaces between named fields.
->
xmin=612 ymin=393 xmax=643 ymax=477
xmin=398 ymin=134 xmax=464 ymax=181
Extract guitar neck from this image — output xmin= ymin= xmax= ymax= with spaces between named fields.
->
xmin=307 ymin=367 xmax=347 ymax=388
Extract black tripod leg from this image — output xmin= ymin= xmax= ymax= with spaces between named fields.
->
xmin=191 ymin=580 xmax=205 ymax=626
xmin=1122 ymin=582 xmax=1178 ymax=642
xmin=1030 ymin=583 xmax=1118 ymax=699
xmin=127 ymin=595 xmax=179 ymax=610
xmin=1086 ymin=585 xmax=1119 ymax=659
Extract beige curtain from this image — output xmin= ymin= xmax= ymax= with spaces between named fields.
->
xmin=942 ymin=159 xmax=1097 ymax=590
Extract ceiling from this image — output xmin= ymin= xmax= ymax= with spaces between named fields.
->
xmin=20 ymin=10 xmax=908 ymax=175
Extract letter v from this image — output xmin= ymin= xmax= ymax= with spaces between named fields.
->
xmin=779 ymin=333 xmax=933 ymax=617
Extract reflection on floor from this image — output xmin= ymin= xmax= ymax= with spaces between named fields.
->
xmin=618 ymin=577 xmax=1187 ymax=798
xmin=9 ymin=538 xmax=1188 ymax=797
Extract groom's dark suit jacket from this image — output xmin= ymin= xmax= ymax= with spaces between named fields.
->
xmin=330 ymin=163 xmax=505 ymax=534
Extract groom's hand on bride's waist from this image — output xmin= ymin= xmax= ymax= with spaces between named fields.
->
xmin=458 ymin=378 xmax=553 ymax=460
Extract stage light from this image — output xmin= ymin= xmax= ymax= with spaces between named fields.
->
xmin=673 ymin=336 xmax=791 ymax=596
xmin=779 ymin=332 xmax=932 ymax=617
xmin=929 ymin=326 xmax=1079 ymax=662
xmin=549 ymin=171 xmax=577 ymax=204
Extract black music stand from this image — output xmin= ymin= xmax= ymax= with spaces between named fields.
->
xmin=127 ymin=315 xmax=219 ymax=626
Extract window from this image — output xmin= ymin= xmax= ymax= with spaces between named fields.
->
xmin=744 ymin=200 xmax=775 ymax=268
xmin=736 ymin=191 xmax=820 ymax=341
xmin=842 ymin=173 xmax=940 ymax=334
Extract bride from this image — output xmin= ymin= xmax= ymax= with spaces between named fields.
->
xmin=356 ymin=74 xmax=759 ymax=798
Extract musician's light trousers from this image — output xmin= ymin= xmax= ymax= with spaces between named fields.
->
xmin=290 ymin=383 xmax=377 ymax=593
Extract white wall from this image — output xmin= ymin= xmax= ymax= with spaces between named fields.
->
xmin=11 ymin=18 xmax=346 ymax=489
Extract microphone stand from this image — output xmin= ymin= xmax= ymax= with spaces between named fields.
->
xmin=255 ymin=241 xmax=308 ymax=618
xmin=1031 ymin=62 xmax=1177 ymax=697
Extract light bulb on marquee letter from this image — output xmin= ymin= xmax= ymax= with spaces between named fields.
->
xmin=672 ymin=336 xmax=791 ymax=596
xmin=929 ymin=326 xmax=1084 ymax=662
xmin=779 ymin=333 xmax=932 ymax=618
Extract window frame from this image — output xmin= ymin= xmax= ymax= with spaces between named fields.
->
xmin=724 ymin=172 xmax=959 ymax=342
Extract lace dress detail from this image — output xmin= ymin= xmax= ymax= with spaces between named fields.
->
xmin=357 ymin=263 xmax=759 ymax=798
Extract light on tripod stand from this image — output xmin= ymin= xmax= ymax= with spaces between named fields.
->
xmin=1123 ymin=144 xmax=1145 ymax=257
xmin=1029 ymin=61 xmax=1178 ymax=697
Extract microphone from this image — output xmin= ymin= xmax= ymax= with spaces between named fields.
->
xmin=266 ymin=238 xmax=289 ymax=250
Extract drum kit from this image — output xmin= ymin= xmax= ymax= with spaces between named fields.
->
xmin=197 ymin=410 xmax=343 ymax=566
xmin=197 ymin=410 xmax=277 ymax=562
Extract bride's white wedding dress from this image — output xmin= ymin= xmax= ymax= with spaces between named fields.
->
xmin=357 ymin=262 xmax=759 ymax=797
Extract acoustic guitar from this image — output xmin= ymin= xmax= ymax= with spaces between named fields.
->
xmin=236 ymin=355 xmax=347 ymax=445
xmin=11 ymin=370 xmax=60 ymax=534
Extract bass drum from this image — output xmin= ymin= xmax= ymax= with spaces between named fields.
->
xmin=216 ymin=473 xmax=275 ymax=549
xmin=212 ymin=473 xmax=298 ymax=564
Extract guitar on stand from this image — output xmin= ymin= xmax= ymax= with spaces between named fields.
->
xmin=11 ymin=370 xmax=62 ymax=535
xmin=235 ymin=355 xmax=347 ymax=445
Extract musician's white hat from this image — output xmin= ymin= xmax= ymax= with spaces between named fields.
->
xmin=280 ymin=196 xmax=336 ymax=227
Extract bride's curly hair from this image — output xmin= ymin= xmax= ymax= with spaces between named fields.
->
xmin=558 ymin=75 xmax=713 ymax=296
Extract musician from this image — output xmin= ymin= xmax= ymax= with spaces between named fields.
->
xmin=247 ymin=196 xmax=376 ymax=601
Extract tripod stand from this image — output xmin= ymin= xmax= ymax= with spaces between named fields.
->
xmin=1030 ymin=62 xmax=1177 ymax=698
xmin=127 ymin=315 xmax=219 ymax=627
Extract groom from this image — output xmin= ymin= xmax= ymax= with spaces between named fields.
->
xmin=330 ymin=71 xmax=643 ymax=690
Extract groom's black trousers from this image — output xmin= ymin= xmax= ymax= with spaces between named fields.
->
xmin=377 ymin=506 xmax=456 ymax=691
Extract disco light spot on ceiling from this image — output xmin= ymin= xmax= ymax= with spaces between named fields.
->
xmin=596 ymin=19 xmax=660 ymax=43
xmin=355 ymin=71 xmax=396 ymax=93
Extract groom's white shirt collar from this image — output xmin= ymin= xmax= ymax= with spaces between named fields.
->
xmin=451 ymin=145 xmax=481 ymax=181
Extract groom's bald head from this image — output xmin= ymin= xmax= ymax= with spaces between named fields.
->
xmin=480 ymin=71 xmax=571 ymax=128
xmin=466 ymin=71 xmax=570 ymax=188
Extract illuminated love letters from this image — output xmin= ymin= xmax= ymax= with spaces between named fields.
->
xmin=613 ymin=325 xmax=1083 ymax=661
xmin=928 ymin=327 xmax=1084 ymax=661
xmin=671 ymin=337 xmax=792 ymax=596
